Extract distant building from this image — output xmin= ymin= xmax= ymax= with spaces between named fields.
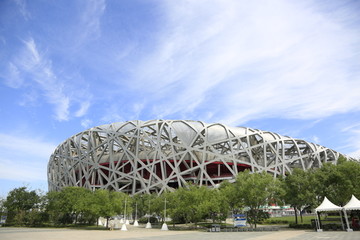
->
xmin=48 ymin=119 xmax=341 ymax=194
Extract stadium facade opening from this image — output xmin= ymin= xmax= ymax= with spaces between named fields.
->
xmin=48 ymin=120 xmax=341 ymax=194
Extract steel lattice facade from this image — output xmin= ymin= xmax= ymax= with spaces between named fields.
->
xmin=48 ymin=119 xmax=341 ymax=194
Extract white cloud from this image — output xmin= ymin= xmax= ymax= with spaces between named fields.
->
xmin=3 ymin=63 xmax=23 ymax=88
xmin=0 ymin=158 xmax=45 ymax=182
xmin=100 ymin=102 xmax=147 ymax=124
xmin=75 ymin=101 xmax=91 ymax=117
xmin=14 ymin=0 xmax=31 ymax=21
xmin=340 ymin=124 xmax=360 ymax=159
xmin=3 ymin=37 xmax=94 ymax=121
xmin=9 ymin=38 xmax=71 ymax=121
xmin=0 ymin=133 xmax=55 ymax=158
xmin=0 ymin=133 xmax=56 ymax=182
xmin=312 ymin=136 xmax=320 ymax=144
xmin=81 ymin=119 xmax=93 ymax=129
xmin=128 ymin=0 xmax=360 ymax=126
xmin=100 ymin=105 xmax=125 ymax=124
xmin=77 ymin=0 xmax=106 ymax=44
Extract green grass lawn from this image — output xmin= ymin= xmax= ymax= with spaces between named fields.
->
xmin=263 ymin=215 xmax=318 ymax=225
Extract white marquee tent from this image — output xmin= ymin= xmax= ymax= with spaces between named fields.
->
xmin=343 ymin=195 xmax=360 ymax=231
xmin=343 ymin=195 xmax=360 ymax=210
xmin=315 ymin=197 xmax=343 ymax=212
xmin=315 ymin=195 xmax=360 ymax=232
xmin=315 ymin=197 xmax=344 ymax=232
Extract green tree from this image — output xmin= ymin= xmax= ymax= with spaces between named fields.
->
xmin=3 ymin=187 xmax=41 ymax=226
xmin=151 ymin=192 xmax=170 ymax=223
xmin=336 ymin=159 xmax=360 ymax=199
xmin=46 ymin=187 xmax=131 ymax=227
xmin=60 ymin=187 xmax=91 ymax=224
xmin=167 ymin=185 xmax=206 ymax=225
xmin=199 ymin=187 xmax=229 ymax=223
xmin=234 ymin=170 xmax=282 ymax=228
xmin=114 ymin=191 xmax=132 ymax=221
xmin=0 ymin=197 xmax=6 ymax=215
xmin=131 ymin=193 xmax=152 ymax=221
xmin=284 ymin=168 xmax=316 ymax=224
xmin=314 ymin=158 xmax=360 ymax=206
xmin=45 ymin=187 xmax=92 ymax=225
xmin=91 ymin=189 xmax=114 ymax=224
xmin=166 ymin=184 xmax=226 ymax=226
xmin=219 ymin=180 xmax=243 ymax=214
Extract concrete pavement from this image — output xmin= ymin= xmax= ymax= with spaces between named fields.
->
xmin=0 ymin=225 xmax=359 ymax=240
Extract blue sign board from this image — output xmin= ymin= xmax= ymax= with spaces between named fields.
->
xmin=233 ymin=214 xmax=246 ymax=227
xmin=0 ymin=215 xmax=7 ymax=224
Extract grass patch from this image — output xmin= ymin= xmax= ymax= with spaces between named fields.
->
xmin=68 ymin=225 xmax=108 ymax=230
xmin=263 ymin=215 xmax=317 ymax=225
xmin=0 ymin=223 xmax=109 ymax=230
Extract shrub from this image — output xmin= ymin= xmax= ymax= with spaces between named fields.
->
xmin=289 ymin=223 xmax=313 ymax=229
xmin=265 ymin=219 xmax=289 ymax=224
xmin=138 ymin=216 xmax=158 ymax=224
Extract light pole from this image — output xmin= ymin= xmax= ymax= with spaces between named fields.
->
xmin=125 ymin=199 xmax=130 ymax=225
xmin=121 ymin=199 xmax=128 ymax=231
xmin=161 ymin=198 xmax=168 ymax=231
xmin=145 ymin=199 xmax=152 ymax=229
xmin=133 ymin=202 xmax=139 ymax=226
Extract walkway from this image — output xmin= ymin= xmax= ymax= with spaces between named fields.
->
xmin=0 ymin=226 xmax=358 ymax=240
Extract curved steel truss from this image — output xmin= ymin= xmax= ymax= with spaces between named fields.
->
xmin=48 ymin=119 xmax=341 ymax=194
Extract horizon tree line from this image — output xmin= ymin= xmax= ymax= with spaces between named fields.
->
xmin=1 ymin=156 xmax=360 ymax=227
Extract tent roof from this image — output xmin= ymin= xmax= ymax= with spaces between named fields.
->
xmin=343 ymin=195 xmax=360 ymax=210
xmin=315 ymin=197 xmax=342 ymax=212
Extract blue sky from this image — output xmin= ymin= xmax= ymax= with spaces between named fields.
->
xmin=1 ymin=0 xmax=360 ymax=197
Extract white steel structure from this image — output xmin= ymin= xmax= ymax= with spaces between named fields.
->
xmin=48 ymin=120 xmax=341 ymax=194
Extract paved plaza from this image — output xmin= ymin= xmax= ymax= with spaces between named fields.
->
xmin=0 ymin=226 xmax=359 ymax=240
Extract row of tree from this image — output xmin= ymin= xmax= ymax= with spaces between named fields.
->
xmin=1 ymin=157 xmax=360 ymax=227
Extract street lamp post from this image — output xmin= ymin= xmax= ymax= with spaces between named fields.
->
xmin=145 ymin=199 xmax=152 ymax=229
xmin=121 ymin=199 xmax=128 ymax=231
xmin=161 ymin=198 xmax=168 ymax=231
xmin=133 ymin=202 xmax=139 ymax=226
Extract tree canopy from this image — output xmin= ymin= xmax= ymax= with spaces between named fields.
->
xmin=2 ymin=157 xmax=360 ymax=228
xmin=3 ymin=187 xmax=41 ymax=226
xmin=283 ymin=168 xmax=317 ymax=223
xmin=232 ymin=170 xmax=283 ymax=227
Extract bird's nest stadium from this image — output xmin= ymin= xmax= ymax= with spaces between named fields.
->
xmin=48 ymin=119 xmax=342 ymax=195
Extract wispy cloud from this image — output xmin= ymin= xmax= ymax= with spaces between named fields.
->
xmin=80 ymin=118 xmax=93 ymax=129
xmin=0 ymin=133 xmax=56 ymax=181
xmin=312 ymin=136 xmax=320 ymax=144
xmin=3 ymin=63 xmax=23 ymax=88
xmin=19 ymin=38 xmax=70 ymax=120
xmin=127 ymin=0 xmax=360 ymax=126
xmin=100 ymin=104 xmax=126 ymax=124
xmin=77 ymin=0 xmax=106 ymax=44
xmin=75 ymin=101 xmax=91 ymax=117
xmin=14 ymin=0 xmax=31 ymax=21
xmin=340 ymin=124 xmax=360 ymax=159
xmin=3 ymin=37 xmax=93 ymax=121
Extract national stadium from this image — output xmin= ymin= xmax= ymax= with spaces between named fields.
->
xmin=48 ymin=119 xmax=342 ymax=195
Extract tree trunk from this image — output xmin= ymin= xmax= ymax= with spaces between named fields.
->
xmin=300 ymin=208 xmax=303 ymax=223
xmin=294 ymin=206 xmax=298 ymax=224
xmin=247 ymin=212 xmax=253 ymax=228
xmin=254 ymin=209 xmax=257 ymax=229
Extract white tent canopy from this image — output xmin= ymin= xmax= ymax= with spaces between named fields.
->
xmin=315 ymin=197 xmax=345 ymax=232
xmin=315 ymin=197 xmax=342 ymax=212
xmin=343 ymin=195 xmax=360 ymax=210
